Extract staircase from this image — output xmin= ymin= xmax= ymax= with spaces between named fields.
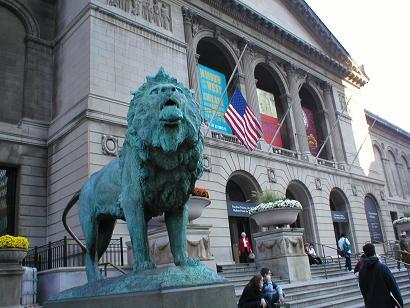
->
xmin=218 ymin=263 xmax=288 ymax=296
xmin=218 ymin=257 xmax=410 ymax=307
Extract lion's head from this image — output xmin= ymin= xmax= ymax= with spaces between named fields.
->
xmin=125 ymin=68 xmax=202 ymax=154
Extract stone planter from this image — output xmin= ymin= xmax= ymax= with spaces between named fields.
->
xmin=155 ymin=196 xmax=211 ymax=223
xmin=395 ymin=221 xmax=410 ymax=237
xmin=0 ymin=248 xmax=27 ymax=264
xmin=250 ymin=207 xmax=301 ymax=227
xmin=0 ymin=248 xmax=27 ymax=307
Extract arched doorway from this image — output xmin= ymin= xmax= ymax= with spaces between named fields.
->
xmin=364 ymin=194 xmax=384 ymax=243
xmin=226 ymin=171 xmax=260 ymax=263
xmin=329 ymin=189 xmax=353 ymax=248
xmin=196 ymin=37 xmax=239 ymax=135
xmin=254 ymin=63 xmax=295 ymax=150
xmin=299 ymin=86 xmax=332 ymax=160
xmin=286 ymin=180 xmax=316 ymax=243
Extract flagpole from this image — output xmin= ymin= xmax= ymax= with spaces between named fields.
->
xmin=204 ymin=41 xmax=249 ymax=139
xmin=266 ymin=99 xmax=296 ymax=154
xmin=348 ymin=115 xmax=378 ymax=170
xmin=314 ymin=96 xmax=352 ymax=160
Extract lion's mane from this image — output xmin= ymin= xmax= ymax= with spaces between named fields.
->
xmin=120 ymin=68 xmax=204 ymax=215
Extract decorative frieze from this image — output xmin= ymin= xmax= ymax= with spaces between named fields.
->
xmin=107 ymin=0 xmax=172 ymax=31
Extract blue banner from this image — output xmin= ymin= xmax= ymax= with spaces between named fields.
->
xmin=198 ymin=64 xmax=232 ymax=134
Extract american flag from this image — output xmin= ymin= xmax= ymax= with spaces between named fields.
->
xmin=224 ymin=89 xmax=262 ymax=151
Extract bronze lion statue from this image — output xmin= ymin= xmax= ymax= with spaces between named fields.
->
xmin=63 ymin=68 xmax=204 ymax=282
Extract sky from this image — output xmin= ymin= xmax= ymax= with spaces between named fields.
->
xmin=305 ymin=0 xmax=410 ymax=133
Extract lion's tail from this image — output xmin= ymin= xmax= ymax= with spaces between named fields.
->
xmin=62 ymin=190 xmax=86 ymax=253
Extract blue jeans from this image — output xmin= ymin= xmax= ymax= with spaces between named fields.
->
xmin=345 ymin=253 xmax=352 ymax=271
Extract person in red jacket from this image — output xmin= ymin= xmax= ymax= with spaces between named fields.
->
xmin=238 ymin=232 xmax=252 ymax=263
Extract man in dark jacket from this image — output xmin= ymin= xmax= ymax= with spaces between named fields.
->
xmin=359 ymin=243 xmax=403 ymax=308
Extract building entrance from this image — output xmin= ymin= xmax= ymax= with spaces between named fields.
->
xmin=226 ymin=171 xmax=260 ymax=263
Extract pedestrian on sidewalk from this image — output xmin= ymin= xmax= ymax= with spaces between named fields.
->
xmin=359 ymin=243 xmax=403 ymax=308
xmin=338 ymin=233 xmax=352 ymax=271
xmin=238 ymin=274 xmax=268 ymax=308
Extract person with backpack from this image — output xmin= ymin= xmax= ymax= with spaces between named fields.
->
xmin=359 ymin=243 xmax=403 ymax=308
xmin=338 ymin=233 xmax=352 ymax=271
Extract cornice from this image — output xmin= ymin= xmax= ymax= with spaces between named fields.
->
xmin=365 ymin=110 xmax=410 ymax=141
xmin=199 ymin=0 xmax=368 ymax=88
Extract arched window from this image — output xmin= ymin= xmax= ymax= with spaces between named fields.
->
xmin=364 ymin=195 xmax=384 ymax=243
xmin=254 ymin=63 xmax=293 ymax=150
xmin=387 ymin=150 xmax=402 ymax=197
xmin=0 ymin=6 xmax=26 ymax=124
xmin=299 ymin=86 xmax=332 ymax=159
xmin=400 ymin=156 xmax=410 ymax=198
xmin=196 ymin=38 xmax=238 ymax=135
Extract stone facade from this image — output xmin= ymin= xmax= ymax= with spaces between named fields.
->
xmin=0 ymin=0 xmax=408 ymax=267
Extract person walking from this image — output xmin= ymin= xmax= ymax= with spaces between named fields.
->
xmin=238 ymin=232 xmax=252 ymax=263
xmin=359 ymin=243 xmax=403 ymax=308
xmin=338 ymin=233 xmax=352 ymax=271
xmin=399 ymin=232 xmax=410 ymax=268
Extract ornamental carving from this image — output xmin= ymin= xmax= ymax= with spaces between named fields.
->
xmin=149 ymin=236 xmax=212 ymax=264
xmin=101 ymin=135 xmax=119 ymax=156
xmin=203 ymin=155 xmax=212 ymax=172
xmin=267 ymin=168 xmax=276 ymax=183
xmin=107 ymin=0 xmax=172 ymax=31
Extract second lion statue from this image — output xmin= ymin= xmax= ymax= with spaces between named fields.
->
xmin=63 ymin=68 xmax=204 ymax=282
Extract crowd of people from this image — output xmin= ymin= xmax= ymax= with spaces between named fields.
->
xmin=237 ymin=230 xmax=408 ymax=307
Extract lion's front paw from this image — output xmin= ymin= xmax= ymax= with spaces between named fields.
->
xmin=133 ymin=260 xmax=156 ymax=272
xmin=175 ymin=256 xmax=201 ymax=267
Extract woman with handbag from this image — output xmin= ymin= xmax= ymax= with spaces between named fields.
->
xmin=239 ymin=232 xmax=253 ymax=263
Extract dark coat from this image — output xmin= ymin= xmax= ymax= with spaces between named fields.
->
xmin=238 ymin=283 xmax=262 ymax=308
xmin=359 ymin=256 xmax=403 ymax=308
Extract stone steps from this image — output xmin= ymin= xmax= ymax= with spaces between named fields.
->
xmin=285 ymin=269 xmax=410 ymax=307
xmin=222 ymin=259 xmax=410 ymax=307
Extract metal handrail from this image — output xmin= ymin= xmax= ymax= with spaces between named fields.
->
xmin=378 ymin=254 xmax=410 ymax=281
xmin=308 ymin=241 xmax=345 ymax=279
xmin=99 ymin=262 xmax=126 ymax=277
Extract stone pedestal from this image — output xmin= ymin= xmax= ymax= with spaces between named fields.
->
xmin=0 ymin=262 xmax=24 ymax=307
xmin=253 ymin=228 xmax=311 ymax=282
xmin=45 ymin=283 xmax=236 ymax=308
xmin=127 ymin=224 xmax=216 ymax=271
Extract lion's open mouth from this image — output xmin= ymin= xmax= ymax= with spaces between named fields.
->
xmin=159 ymin=99 xmax=183 ymax=125
xmin=160 ymin=99 xmax=180 ymax=110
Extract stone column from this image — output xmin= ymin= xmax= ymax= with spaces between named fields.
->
xmin=182 ymin=7 xmax=201 ymax=104
xmin=279 ymin=94 xmax=297 ymax=151
xmin=285 ymin=64 xmax=310 ymax=159
xmin=241 ymin=46 xmax=260 ymax=118
xmin=322 ymin=83 xmax=346 ymax=165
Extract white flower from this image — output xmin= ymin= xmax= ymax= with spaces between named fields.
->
xmin=393 ymin=217 xmax=410 ymax=225
xmin=249 ymin=199 xmax=302 ymax=215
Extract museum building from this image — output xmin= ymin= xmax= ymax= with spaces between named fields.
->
xmin=0 ymin=0 xmax=409 ymax=267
